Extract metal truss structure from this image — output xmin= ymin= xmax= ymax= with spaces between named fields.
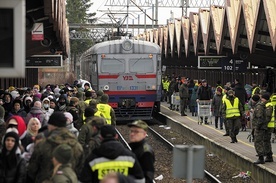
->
xmin=104 ymin=0 xmax=224 ymax=8
xmin=69 ymin=0 xmax=225 ymax=40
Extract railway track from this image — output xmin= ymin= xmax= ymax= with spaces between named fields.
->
xmin=116 ymin=125 xmax=221 ymax=183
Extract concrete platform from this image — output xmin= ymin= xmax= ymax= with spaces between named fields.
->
xmin=159 ymin=102 xmax=276 ymax=182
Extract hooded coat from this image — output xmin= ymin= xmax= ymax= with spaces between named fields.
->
xmin=26 ymin=105 xmax=47 ymax=127
xmin=27 ymin=127 xmax=84 ymax=183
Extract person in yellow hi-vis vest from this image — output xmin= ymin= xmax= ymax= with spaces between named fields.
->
xmin=221 ymin=90 xmax=244 ymax=143
xmin=97 ymin=94 xmax=116 ymax=125
xmin=263 ymin=94 xmax=274 ymax=163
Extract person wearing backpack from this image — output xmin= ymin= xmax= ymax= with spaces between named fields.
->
xmin=25 ymin=101 xmax=47 ymax=127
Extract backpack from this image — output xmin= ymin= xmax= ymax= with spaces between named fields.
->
xmin=31 ymin=113 xmax=42 ymax=124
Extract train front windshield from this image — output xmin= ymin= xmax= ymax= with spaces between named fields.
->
xmin=101 ymin=57 xmax=154 ymax=74
xmin=101 ymin=58 xmax=125 ymax=73
xmin=129 ymin=58 xmax=154 ymax=73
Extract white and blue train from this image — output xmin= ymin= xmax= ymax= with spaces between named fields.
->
xmin=80 ymin=39 xmax=162 ymax=121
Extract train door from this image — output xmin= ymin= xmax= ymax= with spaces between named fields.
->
xmin=91 ymin=54 xmax=98 ymax=90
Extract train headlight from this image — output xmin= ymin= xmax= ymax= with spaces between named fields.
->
xmin=146 ymin=85 xmax=156 ymax=90
xmin=103 ymin=85 xmax=109 ymax=91
xmin=122 ymin=40 xmax=133 ymax=51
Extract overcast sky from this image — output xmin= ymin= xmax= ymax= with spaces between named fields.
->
xmin=89 ymin=0 xmax=198 ymax=25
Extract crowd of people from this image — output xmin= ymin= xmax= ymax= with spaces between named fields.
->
xmin=0 ymin=82 xmax=155 ymax=183
xmin=162 ymin=74 xmax=275 ymax=164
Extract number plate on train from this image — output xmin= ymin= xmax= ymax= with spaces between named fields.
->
xmin=130 ymin=86 xmax=138 ymax=90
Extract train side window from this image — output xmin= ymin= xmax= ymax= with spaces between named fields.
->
xmin=129 ymin=58 xmax=154 ymax=73
xmin=101 ymin=58 xmax=125 ymax=73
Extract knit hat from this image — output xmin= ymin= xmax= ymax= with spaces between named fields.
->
xmin=101 ymin=94 xmax=109 ymax=103
xmin=128 ymin=120 xmax=148 ymax=131
xmin=34 ymin=101 xmax=42 ymax=108
xmin=251 ymin=94 xmax=260 ymax=102
xmin=96 ymin=90 xmax=104 ymax=97
xmin=53 ymin=144 xmax=72 ymax=164
xmin=64 ymin=112 xmax=73 ymax=124
xmin=4 ymin=131 xmax=19 ymax=145
xmin=201 ymin=79 xmax=207 ymax=83
xmin=101 ymin=125 xmax=117 ymax=139
xmin=48 ymin=112 xmax=67 ymax=127
xmin=261 ymin=93 xmax=270 ymax=101
xmin=89 ymin=99 xmax=98 ymax=107
xmin=228 ymin=90 xmax=235 ymax=95
xmin=85 ymin=107 xmax=95 ymax=117
xmin=0 ymin=105 xmax=5 ymax=118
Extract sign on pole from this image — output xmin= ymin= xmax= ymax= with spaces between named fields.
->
xmin=32 ymin=23 xmax=44 ymax=41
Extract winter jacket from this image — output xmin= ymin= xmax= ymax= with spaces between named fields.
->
xmin=212 ymin=94 xmax=223 ymax=117
xmin=79 ymin=139 xmax=145 ymax=183
xmin=0 ymin=153 xmax=26 ymax=183
xmin=27 ymin=128 xmax=84 ymax=183
xmin=26 ymin=107 xmax=47 ymax=127
xmin=196 ymin=85 xmax=213 ymax=100
xmin=129 ymin=139 xmax=155 ymax=183
xmin=234 ymin=83 xmax=248 ymax=106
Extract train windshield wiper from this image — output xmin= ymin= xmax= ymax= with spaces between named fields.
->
xmin=131 ymin=57 xmax=143 ymax=66
xmin=112 ymin=57 xmax=123 ymax=63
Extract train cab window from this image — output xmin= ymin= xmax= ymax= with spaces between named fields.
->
xmin=129 ymin=58 xmax=154 ymax=73
xmin=101 ymin=58 xmax=125 ymax=73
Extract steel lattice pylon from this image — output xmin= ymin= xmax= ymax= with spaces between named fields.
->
xmin=69 ymin=0 xmax=225 ymax=40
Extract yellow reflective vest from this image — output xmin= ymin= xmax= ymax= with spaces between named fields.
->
xmin=225 ymin=98 xmax=241 ymax=118
xmin=97 ymin=103 xmax=112 ymax=125
xmin=266 ymin=102 xmax=275 ymax=128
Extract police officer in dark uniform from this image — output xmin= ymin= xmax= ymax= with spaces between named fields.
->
xmin=128 ymin=120 xmax=155 ymax=183
xmin=252 ymin=93 xmax=273 ymax=164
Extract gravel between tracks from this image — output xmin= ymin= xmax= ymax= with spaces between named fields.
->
xmin=117 ymin=125 xmax=256 ymax=183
